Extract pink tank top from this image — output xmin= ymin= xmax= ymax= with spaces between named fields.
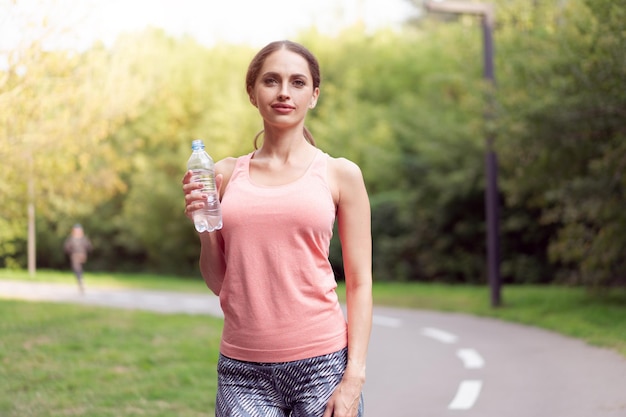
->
xmin=219 ymin=149 xmax=348 ymax=363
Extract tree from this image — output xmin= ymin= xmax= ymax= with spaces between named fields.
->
xmin=0 ymin=1 xmax=149 ymax=269
xmin=496 ymin=0 xmax=626 ymax=286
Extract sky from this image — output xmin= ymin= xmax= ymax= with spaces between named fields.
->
xmin=85 ymin=0 xmax=418 ymax=46
xmin=1 ymin=0 xmax=419 ymax=52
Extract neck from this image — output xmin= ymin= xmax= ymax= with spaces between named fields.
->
xmin=257 ymin=125 xmax=312 ymax=159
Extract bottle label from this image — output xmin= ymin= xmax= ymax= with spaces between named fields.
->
xmin=190 ymin=169 xmax=216 ymax=192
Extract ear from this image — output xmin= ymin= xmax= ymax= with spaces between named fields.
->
xmin=248 ymin=87 xmax=257 ymax=107
xmin=308 ymin=87 xmax=320 ymax=109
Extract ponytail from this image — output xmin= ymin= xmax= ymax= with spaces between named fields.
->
xmin=303 ymin=127 xmax=316 ymax=147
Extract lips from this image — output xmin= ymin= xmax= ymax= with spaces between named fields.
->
xmin=271 ymin=103 xmax=295 ymax=114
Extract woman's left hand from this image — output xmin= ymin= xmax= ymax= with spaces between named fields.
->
xmin=323 ymin=375 xmax=363 ymax=417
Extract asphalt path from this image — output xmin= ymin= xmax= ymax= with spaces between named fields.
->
xmin=1 ymin=280 xmax=625 ymax=416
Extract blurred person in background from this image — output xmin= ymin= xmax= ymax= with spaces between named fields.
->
xmin=64 ymin=224 xmax=92 ymax=294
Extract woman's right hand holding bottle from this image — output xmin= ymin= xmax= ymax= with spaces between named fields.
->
xmin=182 ymin=171 xmax=223 ymax=221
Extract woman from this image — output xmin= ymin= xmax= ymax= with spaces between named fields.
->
xmin=183 ymin=40 xmax=372 ymax=417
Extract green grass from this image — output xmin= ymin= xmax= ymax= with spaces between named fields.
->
xmin=1 ymin=269 xmax=625 ymax=416
xmin=0 ymin=300 xmax=222 ymax=417
xmin=0 ymin=269 xmax=207 ymax=293
xmin=372 ymin=281 xmax=626 ymax=358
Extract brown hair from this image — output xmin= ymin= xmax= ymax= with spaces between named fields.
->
xmin=246 ymin=40 xmax=321 ymax=149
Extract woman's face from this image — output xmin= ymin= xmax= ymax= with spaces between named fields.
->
xmin=249 ymin=49 xmax=319 ymax=129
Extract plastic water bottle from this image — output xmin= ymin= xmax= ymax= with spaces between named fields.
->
xmin=187 ymin=139 xmax=222 ymax=233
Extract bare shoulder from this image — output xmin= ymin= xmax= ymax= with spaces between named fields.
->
xmin=215 ymin=157 xmax=238 ymax=178
xmin=328 ymin=156 xmax=364 ymax=182
xmin=215 ymin=157 xmax=238 ymax=196
xmin=327 ymin=156 xmax=366 ymax=204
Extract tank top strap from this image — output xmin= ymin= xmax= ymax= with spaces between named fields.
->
xmin=229 ymin=151 xmax=254 ymax=183
xmin=229 ymin=149 xmax=328 ymax=186
xmin=307 ymin=149 xmax=330 ymax=185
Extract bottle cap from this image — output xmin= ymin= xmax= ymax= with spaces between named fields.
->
xmin=191 ymin=139 xmax=205 ymax=150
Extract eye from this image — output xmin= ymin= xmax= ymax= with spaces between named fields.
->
xmin=293 ymin=79 xmax=306 ymax=88
xmin=263 ymin=77 xmax=278 ymax=85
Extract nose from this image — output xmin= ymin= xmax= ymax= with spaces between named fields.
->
xmin=278 ymin=82 xmax=290 ymax=100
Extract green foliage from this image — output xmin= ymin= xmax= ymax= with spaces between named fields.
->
xmin=305 ymin=26 xmax=488 ymax=282
xmin=0 ymin=20 xmax=150 ymax=263
xmin=94 ymin=32 xmax=258 ymax=273
xmin=1 ymin=0 xmax=624 ymax=287
xmin=496 ymin=0 xmax=626 ymax=286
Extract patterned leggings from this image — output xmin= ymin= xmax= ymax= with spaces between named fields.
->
xmin=216 ymin=348 xmax=364 ymax=416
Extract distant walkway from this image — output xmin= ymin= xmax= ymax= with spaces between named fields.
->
xmin=0 ymin=279 xmax=223 ymax=317
xmin=2 ymin=279 xmax=626 ymax=416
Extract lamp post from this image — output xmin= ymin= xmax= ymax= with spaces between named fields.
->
xmin=424 ymin=0 xmax=501 ymax=307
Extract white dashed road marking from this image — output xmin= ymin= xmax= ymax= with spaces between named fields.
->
xmin=448 ymin=380 xmax=483 ymax=410
xmin=421 ymin=326 xmax=459 ymax=344
xmin=416 ymin=326 xmax=485 ymax=411
xmin=372 ymin=314 xmax=403 ymax=328
xmin=456 ymin=348 xmax=485 ymax=369
xmin=372 ymin=318 xmax=486 ymax=411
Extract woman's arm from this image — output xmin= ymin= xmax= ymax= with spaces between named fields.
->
xmin=324 ymin=157 xmax=373 ymax=417
xmin=182 ymin=158 xmax=236 ymax=295
xmin=197 ymin=225 xmax=226 ymax=295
